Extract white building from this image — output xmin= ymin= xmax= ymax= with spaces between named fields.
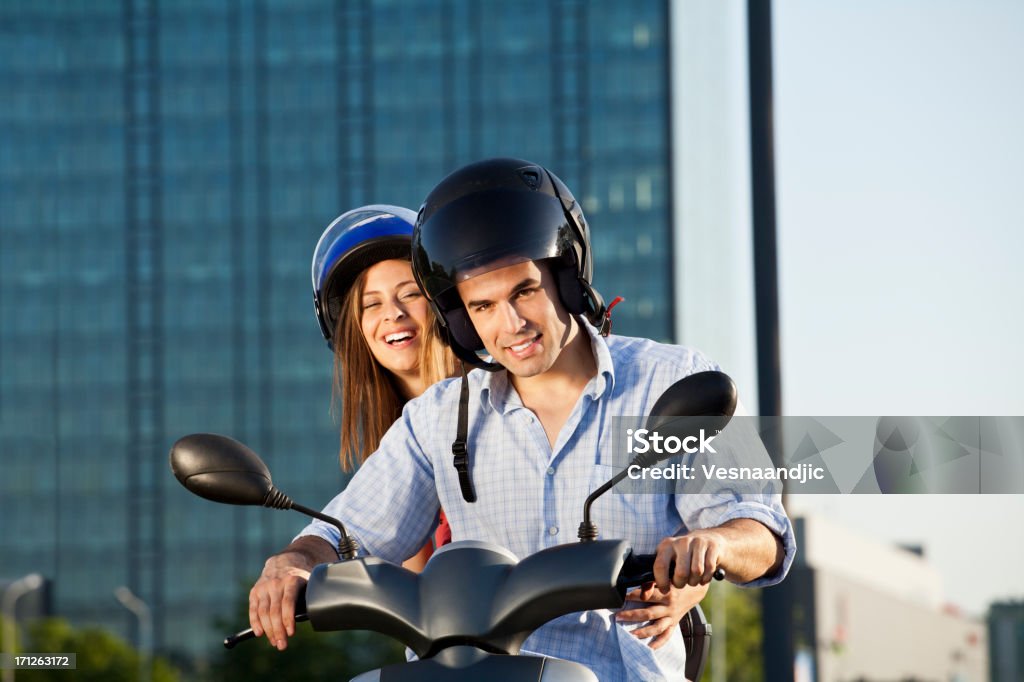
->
xmin=790 ymin=515 xmax=987 ymax=682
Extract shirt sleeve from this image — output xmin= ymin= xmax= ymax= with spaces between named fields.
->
xmin=671 ymin=401 xmax=797 ymax=588
xmin=676 ymin=493 xmax=796 ymax=588
xmin=295 ymin=400 xmax=441 ymax=565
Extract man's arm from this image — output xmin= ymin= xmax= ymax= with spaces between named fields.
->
xmin=248 ymin=391 xmax=447 ymax=651
xmin=248 ymin=535 xmax=338 ymax=651
xmin=652 ymin=518 xmax=785 ymax=591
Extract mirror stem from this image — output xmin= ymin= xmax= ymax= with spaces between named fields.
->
xmin=260 ymin=486 xmax=359 ymax=559
xmin=578 ymin=467 xmax=633 ymax=542
xmin=290 ymin=502 xmax=359 ymax=560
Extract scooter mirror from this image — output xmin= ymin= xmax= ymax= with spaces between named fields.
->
xmin=171 ymin=433 xmax=360 ymax=558
xmin=170 ymin=433 xmax=274 ymax=506
xmin=648 ymin=371 xmax=737 ymax=423
xmin=642 ymin=371 xmax=738 ymax=466
xmin=578 ymin=371 xmax=738 ymax=541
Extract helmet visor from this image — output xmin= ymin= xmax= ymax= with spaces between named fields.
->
xmin=311 ymin=204 xmax=416 ymax=345
xmin=413 ymin=188 xmax=575 ymax=305
xmin=311 ymin=205 xmax=417 ymax=294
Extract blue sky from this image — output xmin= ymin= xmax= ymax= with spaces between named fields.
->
xmin=774 ymin=0 xmax=1024 ymax=614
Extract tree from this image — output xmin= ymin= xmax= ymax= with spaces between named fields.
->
xmin=2 ymin=617 xmax=180 ymax=682
xmin=701 ymin=582 xmax=765 ymax=682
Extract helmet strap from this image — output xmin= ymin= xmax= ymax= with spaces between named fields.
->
xmin=551 ymin=255 xmax=609 ymax=335
xmin=598 ymin=295 xmax=624 ymax=337
xmin=313 ymin=292 xmax=333 ymax=345
xmin=580 ymin=280 xmax=610 ymax=334
xmin=452 ymin=361 xmax=477 ymax=503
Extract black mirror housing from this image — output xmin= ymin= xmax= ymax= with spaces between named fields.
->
xmin=170 ymin=433 xmax=274 ymax=506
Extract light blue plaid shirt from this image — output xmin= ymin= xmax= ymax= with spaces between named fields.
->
xmin=300 ymin=324 xmax=795 ymax=681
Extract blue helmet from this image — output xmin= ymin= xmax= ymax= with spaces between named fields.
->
xmin=311 ymin=204 xmax=417 ymax=348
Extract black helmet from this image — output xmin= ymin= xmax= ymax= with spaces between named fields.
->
xmin=412 ymin=158 xmax=607 ymax=370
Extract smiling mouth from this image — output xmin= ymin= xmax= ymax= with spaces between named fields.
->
xmin=385 ymin=331 xmax=417 ymax=345
xmin=507 ymin=334 xmax=540 ymax=354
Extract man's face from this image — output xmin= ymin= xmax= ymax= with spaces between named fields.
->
xmin=456 ymin=260 xmax=573 ymax=378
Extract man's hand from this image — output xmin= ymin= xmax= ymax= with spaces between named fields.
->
xmin=653 ymin=518 xmax=784 ymax=591
xmin=653 ymin=529 xmax=727 ymax=590
xmin=248 ymin=536 xmax=337 ymax=651
xmin=615 ymin=582 xmax=709 ymax=649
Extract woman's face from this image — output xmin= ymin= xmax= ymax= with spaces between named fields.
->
xmin=359 ymin=259 xmax=430 ymax=380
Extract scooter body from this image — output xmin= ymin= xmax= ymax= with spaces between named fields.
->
xmin=305 ymin=539 xmax=631 ymax=681
xmin=170 ymin=370 xmax=736 ymax=680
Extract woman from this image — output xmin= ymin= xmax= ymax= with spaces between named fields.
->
xmin=312 ymin=205 xmax=456 ymax=469
xmin=312 ymin=204 xmax=458 ymax=569
xmin=308 ymin=204 xmax=704 ymax=648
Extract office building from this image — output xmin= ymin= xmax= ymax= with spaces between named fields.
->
xmin=1 ymin=0 xmax=685 ymax=658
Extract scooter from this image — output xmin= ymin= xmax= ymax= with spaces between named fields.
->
xmin=170 ymin=371 xmax=736 ymax=681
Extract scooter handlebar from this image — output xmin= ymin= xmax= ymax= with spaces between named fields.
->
xmin=224 ymin=613 xmax=309 ymax=649
xmin=617 ymin=553 xmax=725 ymax=590
xmin=224 ymin=585 xmax=308 ymax=649
xmin=223 ymin=551 xmax=724 ymax=649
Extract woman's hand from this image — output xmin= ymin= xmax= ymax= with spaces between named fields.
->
xmin=615 ymin=581 xmax=710 ymax=649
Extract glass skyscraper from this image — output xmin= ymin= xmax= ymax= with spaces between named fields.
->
xmin=0 ymin=0 xmax=676 ymax=660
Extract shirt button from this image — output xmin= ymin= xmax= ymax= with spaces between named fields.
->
xmin=548 ymin=526 xmax=558 ymax=536
xmin=546 ymin=467 xmax=555 ymax=476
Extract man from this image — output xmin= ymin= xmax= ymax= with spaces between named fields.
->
xmin=249 ymin=158 xmax=794 ymax=680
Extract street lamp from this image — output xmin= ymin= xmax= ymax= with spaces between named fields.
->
xmin=114 ymin=586 xmax=151 ymax=682
xmin=2 ymin=573 xmax=44 ymax=682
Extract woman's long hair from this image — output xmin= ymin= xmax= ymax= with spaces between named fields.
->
xmin=332 ymin=266 xmax=459 ymax=471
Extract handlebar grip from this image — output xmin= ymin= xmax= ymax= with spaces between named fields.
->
xmin=224 ymin=586 xmax=309 ymax=650
xmin=223 ymin=628 xmax=255 ymax=650
xmin=618 ymin=553 xmax=726 ymax=588
xmin=224 ymin=612 xmax=309 ymax=650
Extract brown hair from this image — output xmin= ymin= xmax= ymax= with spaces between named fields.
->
xmin=332 ymin=266 xmax=459 ymax=471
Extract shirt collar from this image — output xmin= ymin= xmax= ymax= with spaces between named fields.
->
xmin=479 ymin=366 xmax=512 ymax=414
xmin=584 ymin=321 xmax=616 ymax=400
xmin=478 ymin=320 xmax=615 ymax=413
